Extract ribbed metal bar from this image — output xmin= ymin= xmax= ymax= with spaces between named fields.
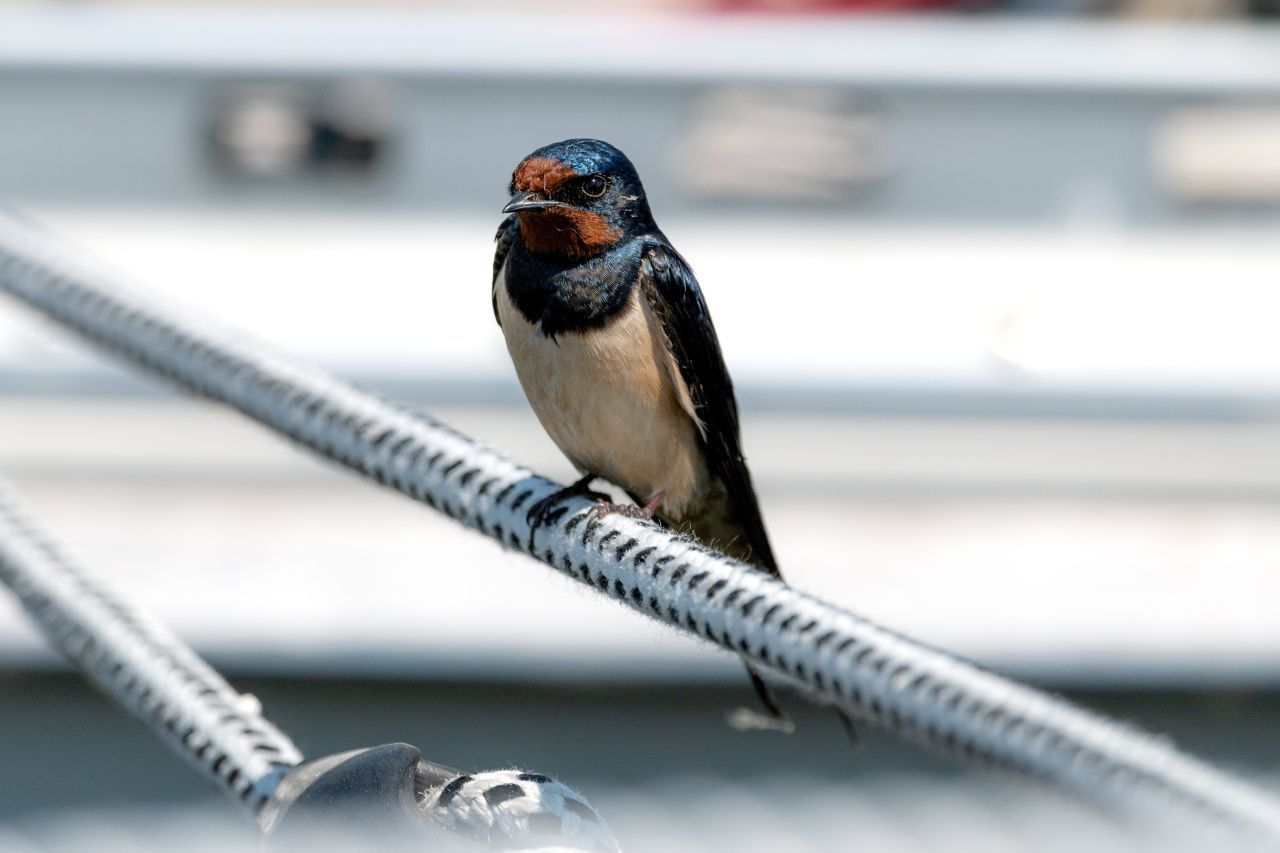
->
xmin=0 ymin=476 xmax=303 ymax=816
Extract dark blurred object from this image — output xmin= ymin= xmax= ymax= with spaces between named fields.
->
xmin=262 ymin=743 xmax=466 ymax=849
xmin=208 ymin=80 xmax=395 ymax=180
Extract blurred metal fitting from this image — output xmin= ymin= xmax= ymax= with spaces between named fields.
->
xmin=261 ymin=743 xmax=617 ymax=851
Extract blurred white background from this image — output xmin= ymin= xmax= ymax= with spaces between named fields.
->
xmin=2 ymin=3 xmax=1280 ymax=851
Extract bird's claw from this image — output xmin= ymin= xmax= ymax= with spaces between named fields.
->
xmin=527 ymin=476 xmax=611 ymax=548
xmin=526 ymin=489 xmax=609 ymax=529
xmin=582 ymin=491 xmax=663 ymax=527
xmin=583 ymin=501 xmax=655 ymax=525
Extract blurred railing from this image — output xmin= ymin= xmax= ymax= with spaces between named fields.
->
xmin=0 ymin=477 xmax=303 ymax=817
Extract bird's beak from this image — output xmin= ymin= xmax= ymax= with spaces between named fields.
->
xmin=503 ymin=191 xmax=558 ymax=214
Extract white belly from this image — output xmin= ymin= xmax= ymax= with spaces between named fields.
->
xmin=494 ymin=272 xmax=706 ymax=518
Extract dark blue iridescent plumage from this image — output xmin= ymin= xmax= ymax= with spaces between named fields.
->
xmin=500 ymin=226 xmax=646 ymax=339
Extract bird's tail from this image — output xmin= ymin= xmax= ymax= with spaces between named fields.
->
xmin=727 ymin=660 xmax=861 ymax=750
xmin=670 ymin=491 xmax=860 ymax=748
xmin=726 ymin=661 xmax=795 ymax=733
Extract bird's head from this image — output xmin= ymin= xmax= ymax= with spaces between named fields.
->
xmin=503 ymin=139 xmax=653 ymax=261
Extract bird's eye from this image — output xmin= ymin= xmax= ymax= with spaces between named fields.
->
xmin=582 ymin=175 xmax=607 ymax=198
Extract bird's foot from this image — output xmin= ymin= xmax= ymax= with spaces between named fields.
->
xmin=583 ymin=502 xmax=652 ymax=524
xmin=527 ymin=474 xmax=611 ymax=548
xmin=583 ymin=492 xmax=664 ymax=525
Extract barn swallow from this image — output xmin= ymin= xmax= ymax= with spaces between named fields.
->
xmin=492 ymin=139 xmax=855 ymax=744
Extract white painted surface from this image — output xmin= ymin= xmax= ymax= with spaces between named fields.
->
xmin=3 ymin=8 xmax=1280 ymax=95
xmin=5 ymin=211 xmax=1280 ymax=396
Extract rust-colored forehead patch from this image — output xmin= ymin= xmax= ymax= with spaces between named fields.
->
xmin=512 ymin=156 xmax=580 ymax=193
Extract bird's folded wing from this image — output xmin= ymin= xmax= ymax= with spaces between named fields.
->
xmin=639 ymin=239 xmax=779 ymax=575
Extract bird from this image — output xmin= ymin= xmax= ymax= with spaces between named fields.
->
xmin=492 ymin=138 xmax=855 ymax=743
